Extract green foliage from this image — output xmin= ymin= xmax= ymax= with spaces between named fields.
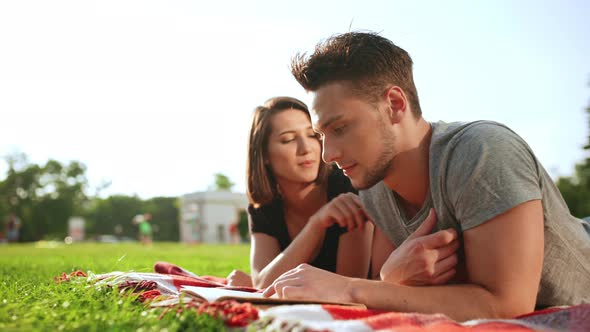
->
xmin=0 ymin=155 xmax=89 ymax=241
xmin=0 ymin=242 xmax=250 ymax=331
xmin=0 ymin=155 xmax=181 ymax=242
xmin=213 ymin=173 xmax=234 ymax=191
xmin=82 ymin=195 xmax=144 ymax=238
xmin=556 ymin=88 xmax=590 ymax=218
xmin=82 ymin=195 xmax=180 ymax=241
xmin=238 ymin=210 xmax=249 ymax=242
xmin=142 ymin=197 xmax=180 ymax=241
xmin=557 ymin=165 xmax=590 ymax=219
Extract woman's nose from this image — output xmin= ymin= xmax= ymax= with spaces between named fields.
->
xmin=297 ymin=136 xmax=314 ymax=155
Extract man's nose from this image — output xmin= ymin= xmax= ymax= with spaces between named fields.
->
xmin=321 ymin=138 xmax=340 ymax=163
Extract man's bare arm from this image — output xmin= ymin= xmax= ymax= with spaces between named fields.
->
xmin=265 ymin=200 xmax=544 ymax=321
xmin=353 ymin=200 xmax=544 ymax=319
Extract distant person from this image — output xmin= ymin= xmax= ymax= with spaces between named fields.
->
xmin=114 ymin=224 xmax=124 ymax=241
xmin=5 ymin=213 xmax=22 ymax=243
xmin=133 ymin=213 xmax=153 ymax=246
xmin=226 ymin=96 xmax=458 ymax=289
xmin=229 ymin=222 xmax=240 ymax=244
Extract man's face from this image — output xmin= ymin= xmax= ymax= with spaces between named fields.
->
xmin=312 ymin=82 xmax=397 ymax=190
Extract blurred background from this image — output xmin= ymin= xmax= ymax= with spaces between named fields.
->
xmin=1 ymin=0 xmax=589 ymax=243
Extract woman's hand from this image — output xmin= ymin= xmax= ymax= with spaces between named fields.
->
xmin=380 ymin=208 xmax=459 ymax=286
xmin=309 ymin=193 xmax=371 ymax=232
xmin=226 ymin=269 xmax=253 ymax=287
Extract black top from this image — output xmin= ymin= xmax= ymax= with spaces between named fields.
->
xmin=248 ymin=168 xmax=357 ymax=272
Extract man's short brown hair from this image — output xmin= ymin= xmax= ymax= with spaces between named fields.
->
xmin=246 ymin=96 xmax=330 ymax=207
xmin=291 ymin=31 xmax=422 ymax=116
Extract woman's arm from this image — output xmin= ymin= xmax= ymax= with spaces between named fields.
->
xmin=336 ymin=223 xmax=373 ymax=278
xmin=250 ymin=223 xmax=327 ymax=289
xmin=251 ymin=193 xmax=369 ymax=288
xmin=369 ymin=226 xmax=395 ymax=279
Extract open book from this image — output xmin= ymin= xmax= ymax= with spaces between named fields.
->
xmin=180 ymin=285 xmax=366 ymax=308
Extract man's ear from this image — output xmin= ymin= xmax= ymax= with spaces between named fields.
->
xmin=384 ymin=86 xmax=407 ymax=124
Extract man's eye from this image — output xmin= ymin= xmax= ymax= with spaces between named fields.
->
xmin=332 ymin=125 xmax=346 ymax=135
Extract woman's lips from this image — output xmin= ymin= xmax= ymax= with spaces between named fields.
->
xmin=299 ymin=160 xmax=315 ymax=167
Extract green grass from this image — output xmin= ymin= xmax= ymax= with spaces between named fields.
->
xmin=0 ymin=242 xmax=251 ymax=331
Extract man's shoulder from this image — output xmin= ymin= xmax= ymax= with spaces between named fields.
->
xmin=432 ymin=120 xmax=514 ymax=140
xmin=431 ymin=120 xmax=524 ymax=155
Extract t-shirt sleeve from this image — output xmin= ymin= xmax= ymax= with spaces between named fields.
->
xmin=445 ymin=123 xmax=542 ymax=230
xmin=248 ymin=204 xmax=278 ymax=237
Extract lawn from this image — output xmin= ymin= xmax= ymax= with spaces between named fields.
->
xmin=0 ymin=242 xmax=251 ymax=331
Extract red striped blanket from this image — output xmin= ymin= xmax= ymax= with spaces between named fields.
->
xmin=58 ymin=261 xmax=589 ymax=331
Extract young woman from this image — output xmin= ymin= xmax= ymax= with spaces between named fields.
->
xmin=227 ymin=97 xmax=373 ymax=288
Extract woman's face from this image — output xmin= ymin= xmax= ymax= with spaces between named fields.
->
xmin=266 ymin=109 xmax=322 ymax=185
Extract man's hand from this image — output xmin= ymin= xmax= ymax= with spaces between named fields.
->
xmin=380 ymin=208 xmax=459 ymax=285
xmin=262 ymin=264 xmax=354 ymax=303
xmin=226 ymin=269 xmax=253 ymax=287
xmin=309 ymin=193 xmax=371 ymax=232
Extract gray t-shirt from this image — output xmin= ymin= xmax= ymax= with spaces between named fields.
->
xmin=360 ymin=120 xmax=590 ymax=307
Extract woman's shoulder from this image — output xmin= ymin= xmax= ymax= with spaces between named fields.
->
xmin=248 ymin=199 xmax=283 ymax=222
xmin=247 ymin=199 xmax=285 ymax=237
xmin=327 ymin=166 xmax=357 ymax=199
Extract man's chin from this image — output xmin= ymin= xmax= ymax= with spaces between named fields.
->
xmin=350 ymin=175 xmax=383 ymax=191
xmin=349 ymin=177 xmax=369 ymax=191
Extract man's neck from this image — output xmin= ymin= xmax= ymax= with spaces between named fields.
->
xmin=384 ymin=119 xmax=432 ymax=212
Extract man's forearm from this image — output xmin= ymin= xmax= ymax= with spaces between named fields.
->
xmin=348 ymin=279 xmax=527 ymax=321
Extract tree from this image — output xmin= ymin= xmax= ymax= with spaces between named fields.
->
xmin=142 ymin=196 xmax=179 ymax=241
xmin=0 ymin=153 xmax=181 ymax=242
xmin=556 ymin=86 xmax=590 ymax=218
xmin=0 ymin=154 xmax=89 ymax=241
xmin=83 ymin=195 xmax=143 ymax=239
xmin=237 ymin=209 xmax=249 ymax=242
xmin=213 ymin=173 xmax=234 ymax=191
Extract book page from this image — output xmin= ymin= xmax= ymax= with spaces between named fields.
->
xmin=180 ymin=285 xmax=366 ymax=308
xmin=181 ymin=286 xmax=267 ymax=302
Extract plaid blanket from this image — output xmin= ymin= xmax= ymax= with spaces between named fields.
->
xmin=59 ymin=261 xmax=589 ymax=331
xmin=252 ymin=303 xmax=590 ymax=331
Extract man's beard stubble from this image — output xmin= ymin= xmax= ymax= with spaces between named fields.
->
xmin=356 ymin=122 xmax=396 ymax=190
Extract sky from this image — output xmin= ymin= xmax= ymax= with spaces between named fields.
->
xmin=0 ymin=0 xmax=589 ymax=198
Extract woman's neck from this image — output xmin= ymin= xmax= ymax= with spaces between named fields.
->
xmin=278 ymin=179 xmax=327 ymax=218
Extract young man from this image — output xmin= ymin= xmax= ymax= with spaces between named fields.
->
xmin=263 ymin=32 xmax=590 ymax=321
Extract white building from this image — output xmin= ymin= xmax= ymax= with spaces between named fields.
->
xmin=179 ymin=190 xmax=249 ymax=243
